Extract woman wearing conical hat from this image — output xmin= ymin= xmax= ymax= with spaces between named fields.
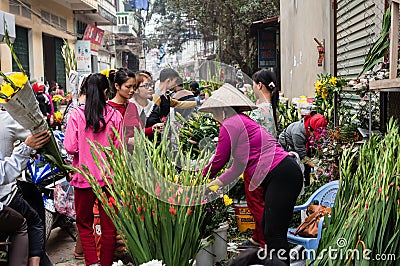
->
xmin=200 ymin=83 xmax=303 ymax=265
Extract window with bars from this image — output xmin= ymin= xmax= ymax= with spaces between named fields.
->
xmin=41 ymin=9 xmax=67 ymax=30
xmin=41 ymin=10 xmax=50 ymax=22
xmin=118 ymin=15 xmax=128 ymax=25
xmin=60 ymin=18 xmax=67 ymax=30
xmin=51 ymin=14 xmax=59 ymax=26
xmin=9 ymin=0 xmax=31 ymax=19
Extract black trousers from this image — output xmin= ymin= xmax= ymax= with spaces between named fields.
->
xmin=8 ymin=193 xmax=44 ymax=258
xmin=262 ymin=156 xmax=303 ymax=265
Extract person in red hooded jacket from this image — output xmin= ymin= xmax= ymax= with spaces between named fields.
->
xmin=33 ymin=82 xmax=54 ymax=126
xmin=278 ymin=113 xmax=328 ymax=186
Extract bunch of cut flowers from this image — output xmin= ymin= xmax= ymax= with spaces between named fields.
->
xmin=0 ymin=28 xmax=65 ymax=173
xmin=70 ymin=125 xmax=224 ymax=266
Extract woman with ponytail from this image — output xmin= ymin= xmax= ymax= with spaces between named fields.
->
xmin=237 ymin=69 xmax=280 ymax=249
xmin=64 ymin=73 xmax=123 ymax=266
xmin=250 ymin=69 xmax=279 ymax=137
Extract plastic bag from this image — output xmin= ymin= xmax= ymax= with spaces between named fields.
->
xmin=54 ymin=180 xmax=75 ymax=218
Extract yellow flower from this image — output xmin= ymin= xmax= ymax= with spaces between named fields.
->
xmin=100 ymin=68 xmax=117 ymax=78
xmin=52 ymin=95 xmax=64 ymax=102
xmin=8 ymin=72 xmax=28 ymax=89
xmin=321 ymin=89 xmax=328 ymax=100
xmin=329 ymin=76 xmax=337 ymax=86
xmin=54 ymin=111 xmax=63 ymax=120
xmin=0 ymin=83 xmax=15 ymax=98
xmin=315 ymin=80 xmax=323 ymax=94
xmin=54 ymin=111 xmax=63 ymax=123
xmin=239 ymin=174 xmax=244 ymax=180
xmin=223 ymin=194 xmax=233 ymax=206
xmin=209 ymin=185 xmax=219 ymax=192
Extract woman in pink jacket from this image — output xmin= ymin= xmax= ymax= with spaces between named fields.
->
xmin=64 ymin=73 xmax=123 ymax=266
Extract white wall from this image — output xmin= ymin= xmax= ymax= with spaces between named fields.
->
xmin=280 ymin=0 xmax=335 ymax=100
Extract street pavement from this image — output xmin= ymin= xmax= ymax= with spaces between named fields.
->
xmin=46 ymin=225 xmax=305 ymax=266
xmin=46 ymin=226 xmax=84 ymax=266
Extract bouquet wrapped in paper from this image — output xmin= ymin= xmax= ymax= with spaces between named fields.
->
xmin=0 ymin=72 xmax=66 ymax=173
xmin=0 ymin=72 xmax=48 ymax=134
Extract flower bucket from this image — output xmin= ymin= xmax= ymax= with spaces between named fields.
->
xmin=0 ymin=79 xmax=47 ymax=135
xmin=195 ymin=240 xmax=214 ymax=266
xmin=234 ymin=203 xmax=255 ymax=232
xmin=212 ymin=222 xmax=228 ymax=262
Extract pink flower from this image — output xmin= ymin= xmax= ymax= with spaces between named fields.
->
xmin=176 ymin=187 xmax=183 ymax=196
xmin=155 ymin=183 xmax=161 ymax=197
xmin=378 ymin=187 xmax=382 ymax=195
xmin=168 ymin=197 xmax=175 ymax=204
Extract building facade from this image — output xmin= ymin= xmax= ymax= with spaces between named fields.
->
xmin=0 ymin=0 xmax=117 ymax=88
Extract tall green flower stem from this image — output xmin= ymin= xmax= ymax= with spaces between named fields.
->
xmin=69 ymin=126 xmax=216 ymax=266
xmin=314 ymin=118 xmax=400 ymax=265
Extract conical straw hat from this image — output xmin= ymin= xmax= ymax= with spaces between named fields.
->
xmin=198 ymin=83 xmax=257 ymax=113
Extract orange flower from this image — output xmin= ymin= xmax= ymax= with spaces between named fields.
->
xmin=187 ymin=209 xmax=192 ymax=216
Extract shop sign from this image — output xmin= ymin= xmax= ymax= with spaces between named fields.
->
xmin=76 ymin=40 xmax=92 ymax=75
xmin=83 ymin=24 xmax=105 ymax=55
xmin=258 ymin=30 xmax=276 ymax=68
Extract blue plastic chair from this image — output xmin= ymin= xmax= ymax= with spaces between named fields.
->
xmin=287 ymin=180 xmax=339 ymax=261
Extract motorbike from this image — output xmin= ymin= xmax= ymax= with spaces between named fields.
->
xmin=26 ymin=130 xmax=76 ymax=241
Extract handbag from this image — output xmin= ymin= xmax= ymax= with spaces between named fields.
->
xmin=292 ymin=205 xmax=331 ymax=238
xmin=54 ymin=180 xmax=75 ymax=218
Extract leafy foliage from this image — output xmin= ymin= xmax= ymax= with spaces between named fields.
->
xmin=358 ymin=6 xmax=391 ymax=78
xmin=314 ymin=73 xmax=347 ymax=122
xmin=314 ymin=119 xmax=400 ymax=265
xmin=277 ymin=101 xmax=302 ymax=134
xmin=178 ymin=112 xmax=220 ymax=159
xmin=147 ymin=0 xmax=279 ymax=74
xmin=69 ymin=127 xmax=212 ymax=266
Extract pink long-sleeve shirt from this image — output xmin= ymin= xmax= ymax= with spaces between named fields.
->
xmin=203 ymin=113 xmax=288 ymax=191
xmin=64 ymin=105 xmax=123 ymax=188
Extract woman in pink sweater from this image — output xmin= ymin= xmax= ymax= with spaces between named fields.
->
xmin=64 ymin=73 xmax=123 ymax=266
xmin=200 ymin=84 xmax=303 ymax=265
